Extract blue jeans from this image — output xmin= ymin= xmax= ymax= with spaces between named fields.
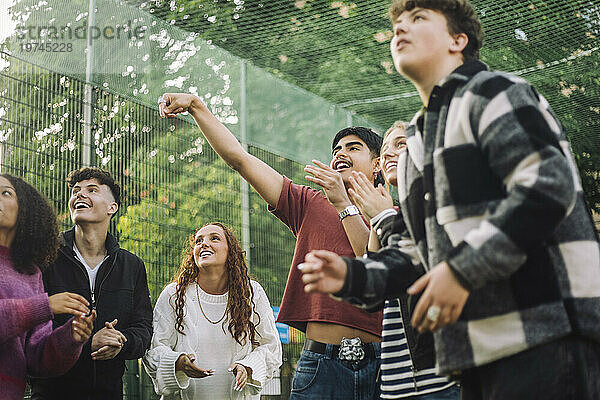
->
xmin=290 ymin=343 xmax=381 ymax=400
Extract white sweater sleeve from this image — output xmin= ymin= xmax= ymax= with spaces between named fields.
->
xmin=142 ymin=283 xmax=190 ymax=396
xmin=235 ymin=281 xmax=283 ymax=395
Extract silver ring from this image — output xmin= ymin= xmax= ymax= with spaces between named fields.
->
xmin=157 ymin=95 xmax=166 ymax=105
xmin=427 ymin=305 xmax=441 ymax=322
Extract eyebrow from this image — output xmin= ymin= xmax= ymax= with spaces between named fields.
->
xmin=395 ymin=8 xmax=426 ymax=24
xmin=196 ymin=232 xmax=222 ymax=239
xmin=332 ymin=141 xmax=364 ymax=154
xmin=73 ymin=183 xmax=100 ymax=189
xmin=0 ymin=185 xmax=14 ymax=190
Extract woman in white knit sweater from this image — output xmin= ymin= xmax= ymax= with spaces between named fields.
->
xmin=143 ymin=222 xmax=282 ymax=400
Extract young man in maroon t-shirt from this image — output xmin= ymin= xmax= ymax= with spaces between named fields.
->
xmin=159 ymin=93 xmax=384 ymax=399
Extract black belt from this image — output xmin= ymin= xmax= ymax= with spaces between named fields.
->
xmin=303 ymin=338 xmax=378 ymax=361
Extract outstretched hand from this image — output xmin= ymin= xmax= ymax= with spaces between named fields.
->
xmin=299 ymin=250 xmax=348 ymax=294
xmin=72 ymin=309 xmax=96 ymax=343
xmin=175 ymin=353 xmax=214 ymax=378
xmin=304 ymin=160 xmax=351 ymax=210
xmin=348 ymin=171 xmax=393 ymax=221
xmin=158 ymin=93 xmax=204 ymax=118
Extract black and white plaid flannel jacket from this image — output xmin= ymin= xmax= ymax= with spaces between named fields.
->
xmin=337 ymin=60 xmax=600 ymax=375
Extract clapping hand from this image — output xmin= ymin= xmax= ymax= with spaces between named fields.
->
xmin=348 ymin=171 xmax=393 ymax=220
xmin=48 ymin=292 xmax=90 ymax=317
xmin=72 ymin=310 xmax=96 ymax=343
xmin=175 ymin=353 xmax=214 ymax=378
xmin=91 ymin=318 xmax=127 ymax=360
xmin=304 ymin=160 xmax=351 ymax=210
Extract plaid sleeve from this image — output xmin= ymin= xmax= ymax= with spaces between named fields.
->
xmin=335 ymin=213 xmax=421 ymax=311
xmin=446 ymin=76 xmax=576 ymax=291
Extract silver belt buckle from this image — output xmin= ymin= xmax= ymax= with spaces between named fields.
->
xmin=338 ymin=337 xmax=365 ymax=362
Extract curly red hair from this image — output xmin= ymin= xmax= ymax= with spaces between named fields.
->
xmin=170 ymin=222 xmax=259 ymax=346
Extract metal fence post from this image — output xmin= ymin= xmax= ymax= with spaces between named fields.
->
xmin=82 ymin=0 xmax=96 ymax=167
xmin=240 ymin=60 xmax=251 ymax=268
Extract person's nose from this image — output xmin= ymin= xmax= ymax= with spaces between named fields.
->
xmin=383 ymin=148 xmax=397 ymax=160
xmin=335 ymin=148 xmax=350 ymax=160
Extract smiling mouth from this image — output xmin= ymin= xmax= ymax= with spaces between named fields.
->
xmin=333 ymin=160 xmax=352 ymax=171
xmin=199 ymin=250 xmax=214 ymax=257
xmin=74 ymin=202 xmax=91 ymax=210
xmin=385 ymin=162 xmax=397 ymax=172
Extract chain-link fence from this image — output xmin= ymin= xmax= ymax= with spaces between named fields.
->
xmin=0 ymin=50 xmax=308 ymax=399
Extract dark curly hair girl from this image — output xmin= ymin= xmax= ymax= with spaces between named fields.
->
xmin=171 ymin=222 xmax=260 ymax=346
xmin=1 ymin=174 xmax=59 ymax=274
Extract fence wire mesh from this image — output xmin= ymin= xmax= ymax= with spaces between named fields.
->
xmin=1 ymin=0 xmax=599 ymax=398
xmin=0 ymin=51 xmax=305 ymax=399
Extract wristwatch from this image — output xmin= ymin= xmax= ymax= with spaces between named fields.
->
xmin=339 ymin=205 xmax=360 ymax=221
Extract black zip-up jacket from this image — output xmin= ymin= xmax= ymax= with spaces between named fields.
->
xmin=30 ymin=229 xmax=153 ymax=400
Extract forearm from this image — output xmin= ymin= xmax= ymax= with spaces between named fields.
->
xmin=0 ymin=295 xmax=52 ymax=344
xmin=237 ymin=286 xmax=282 ymax=386
xmin=120 ymin=322 xmax=152 ymax=359
xmin=340 ymin=214 xmax=370 ymax=256
xmin=335 ymin=248 xmax=418 ymax=311
xmin=367 ymin=229 xmax=381 ymax=252
xmin=28 ymin=317 xmax=82 ymax=377
xmin=120 ymin=268 xmax=153 ymax=359
xmin=190 ymin=101 xmax=247 ymax=169
xmin=189 ymin=100 xmax=283 ymax=207
xmin=143 ymin=346 xmax=190 ymax=394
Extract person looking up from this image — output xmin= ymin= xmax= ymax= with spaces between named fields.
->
xmin=143 ymin=222 xmax=282 ymax=399
xmin=158 ymin=93 xmax=383 ymax=399
xmin=0 ymin=174 xmax=95 ymax=400
xmin=31 ymin=167 xmax=153 ymax=400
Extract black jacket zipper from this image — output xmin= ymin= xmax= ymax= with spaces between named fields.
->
xmin=58 ymin=247 xmax=119 ymax=394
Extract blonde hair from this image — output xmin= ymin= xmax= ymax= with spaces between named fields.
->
xmin=384 ymin=121 xmax=408 ymax=138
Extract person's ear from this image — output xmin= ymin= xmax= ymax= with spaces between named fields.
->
xmin=450 ymin=32 xmax=469 ymax=54
xmin=107 ymin=202 xmax=119 ymax=217
xmin=372 ymin=157 xmax=381 ymax=176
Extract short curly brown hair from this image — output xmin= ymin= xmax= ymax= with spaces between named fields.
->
xmin=389 ymin=0 xmax=483 ymax=61
xmin=1 ymin=174 xmax=59 ymax=274
xmin=67 ymin=167 xmax=121 ymax=206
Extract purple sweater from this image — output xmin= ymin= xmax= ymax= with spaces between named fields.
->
xmin=0 ymin=245 xmax=83 ymax=400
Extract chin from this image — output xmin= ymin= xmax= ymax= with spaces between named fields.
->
xmin=71 ymin=215 xmax=97 ymax=224
xmin=395 ymin=59 xmax=422 ymax=81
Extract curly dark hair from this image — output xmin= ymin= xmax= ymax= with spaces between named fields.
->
xmin=67 ymin=167 xmax=121 ymax=207
xmin=170 ymin=222 xmax=260 ymax=346
xmin=1 ymin=174 xmax=59 ymax=274
xmin=389 ymin=0 xmax=484 ymax=61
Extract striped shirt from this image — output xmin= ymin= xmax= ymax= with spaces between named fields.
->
xmin=380 ymin=299 xmax=455 ymax=399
